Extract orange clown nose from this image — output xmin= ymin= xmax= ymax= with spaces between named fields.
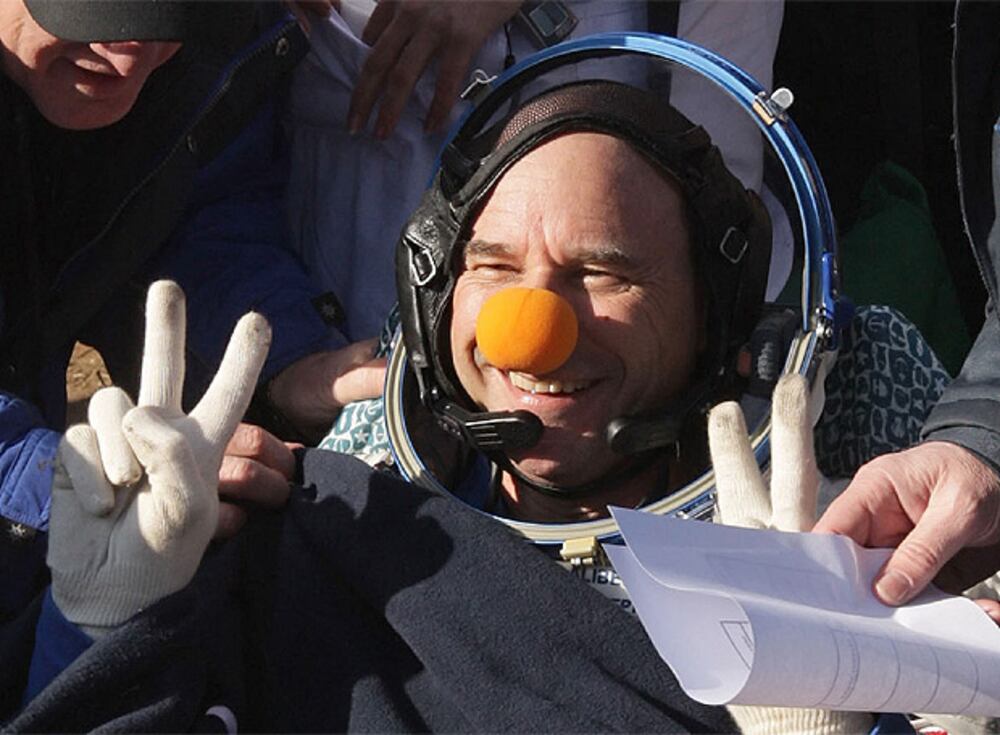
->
xmin=475 ymin=287 xmax=579 ymax=375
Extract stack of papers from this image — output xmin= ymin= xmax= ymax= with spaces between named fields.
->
xmin=605 ymin=508 xmax=1000 ymax=716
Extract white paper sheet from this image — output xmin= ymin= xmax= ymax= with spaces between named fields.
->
xmin=605 ymin=507 xmax=1000 ymax=716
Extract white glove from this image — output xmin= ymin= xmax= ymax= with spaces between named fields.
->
xmin=47 ymin=280 xmax=271 ymax=637
xmin=708 ymin=373 xmax=874 ymax=735
xmin=710 ymin=373 xmax=818 ymax=532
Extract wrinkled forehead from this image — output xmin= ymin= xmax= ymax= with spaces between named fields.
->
xmin=468 ymin=131 xmax=693 ymax=266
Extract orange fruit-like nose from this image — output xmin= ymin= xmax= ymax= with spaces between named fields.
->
xmin=475 ymin=287 xmax=578 ymax=375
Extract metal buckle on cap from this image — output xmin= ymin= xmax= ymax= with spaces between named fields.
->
xmin=719 ymin=226 xmax=748 ymax=264
xmin=409 ymin=244 xmax=438 ymax=286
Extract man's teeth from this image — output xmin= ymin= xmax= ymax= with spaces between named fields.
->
xmin=508 ymin=371 xmax=590 ymax=394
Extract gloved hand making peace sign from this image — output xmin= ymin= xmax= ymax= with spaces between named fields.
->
xmin=47 ymin=281 xmax=270 ymax=637
xmin=708 ymin=373 xmax=875 ymax=735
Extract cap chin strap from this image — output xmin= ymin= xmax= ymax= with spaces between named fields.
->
xmin=605 ymin=379 xmax=716 ymax=454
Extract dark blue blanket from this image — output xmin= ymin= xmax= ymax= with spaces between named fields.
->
xmin=3 ymin=451 xmax=731 ymax=732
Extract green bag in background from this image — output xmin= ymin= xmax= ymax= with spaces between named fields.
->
xmin=839 ymin=161 xmax=971 ymax=376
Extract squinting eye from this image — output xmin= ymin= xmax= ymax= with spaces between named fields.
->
xmin=582 ymin=269 xmax=626 ymax=287
xmin=469 ymin=261 xmax=517 ymax=275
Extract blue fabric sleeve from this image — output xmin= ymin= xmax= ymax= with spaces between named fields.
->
xmin=22 ymin=588 xmax=92 ymax=706
xmin=145 ymin=103 xmax=346 ymax=401
xmin=0 ymin=391 xmax=60 ymax=530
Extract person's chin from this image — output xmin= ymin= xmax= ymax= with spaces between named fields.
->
xmin=37 ymin=86 xmax=139 ymax=130
xmin=508 ymin=438 xmax=613 ymax=489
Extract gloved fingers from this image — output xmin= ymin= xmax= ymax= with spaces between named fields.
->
xmin=807 ymin=350 xmax=836 ymax=428
xmin=190 ymin=312 xmax=272 ymax=449
xmin=123 ymin=405 xmax=212 ymax=539
xmin=138 ymin=280 xmax=186 ymax=413
xmin=708 ymin=401 xmax=770 ymax=528
xmin=59 ymin=425 xmax=116 ymax=516
xmin=88 ymin=387 xmax=141 ymax=486
xmin=769 ymin=374 xmax=819 ymax=532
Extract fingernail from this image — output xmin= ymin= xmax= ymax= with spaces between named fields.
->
xmin=375 ymin=121 xmax=390 ymax=140
xmin=874 ymin=570 xmax=913 ymax=605
xmin=347 ymin=115 xmax=361 ymax=135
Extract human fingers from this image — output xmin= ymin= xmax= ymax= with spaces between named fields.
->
xmin=873 ymin=485 xmax=993 ymax=605
xmin=225 ymin=423 xmax=297 ymax=479
xmin=123 ymin=405 xmax=214 ymax=541
xmin=811 ymin=458 xmax=912 ymax=545
xmin=287 ymin=0 xmax=333 ymax=34
xmin=422 ymin=0 xmax=522 ymax=133
xmin=373 ymin=26 xmax=440 ymax=139
xmin=218 ymin=455 xmax=292 ymax=509
xmin=349 ymin=3 xmax=407 ymax=134
xmin=708 ymin=401 xmax=770 ymax=528
xmin=138 ymin=280 xmax=186 ymax=412
xmin=331 ymin=356 xmax=387 ymax=407
xmin=88 ymin=386 xmax=142 ymax=486
xmin=768 ymin=374 xmax=818 ymax=532
xmin=264 ymin=339 xmax=382 ymax=436
xmin=811 ymin=488 xmax=873 ymax=539
xmin=361 ymin=0 xmax=397 ymax=45
xmin=215 ymin=502 xmax=249 ymax=540
xmin=189 ymin=312 xmax=272 ymax=449
xmin=974 ymin=598 xmax=1000 ymax=625
xmin=341 ymin=336 xmax=379 ymax=365
xmin=424 ymin=41 xmax=476 ymax=133
xmin=60 ymin=425 xmax=116 ymax=516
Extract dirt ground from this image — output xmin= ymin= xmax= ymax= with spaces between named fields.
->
xmin=66 ymin=342 xmax=112 ymax=427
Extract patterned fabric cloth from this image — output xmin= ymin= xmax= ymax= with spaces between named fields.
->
xmin=816 ymin=304 xmax=951 ymax=478
xmin=319 ymin=305 xmax=952 ymax=483
xmin=316 ymin=308 xmax=397 ymax=465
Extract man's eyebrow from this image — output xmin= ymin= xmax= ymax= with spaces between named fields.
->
xmin=465 ymin=240 xmax=637 ymax=268
xmin=464 ymin=239 xmax=514 ymax=258
xmin=582 ymin=245 xmax=633 ymax=268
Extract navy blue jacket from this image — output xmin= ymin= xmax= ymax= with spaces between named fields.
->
xmin=0 ymin=8 xmax=345 ymax=618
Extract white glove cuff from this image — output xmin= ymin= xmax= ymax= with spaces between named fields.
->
xmin=50 ymin=563 xmax=192 ymax=630
xmin=727 ymin=704 xmax=874 ymax=735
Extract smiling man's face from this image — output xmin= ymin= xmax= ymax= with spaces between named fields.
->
xmin=450 ymin=132 xmax=704 ymax=492
xmin=1 ymin=0 xmax=180 ymax=130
